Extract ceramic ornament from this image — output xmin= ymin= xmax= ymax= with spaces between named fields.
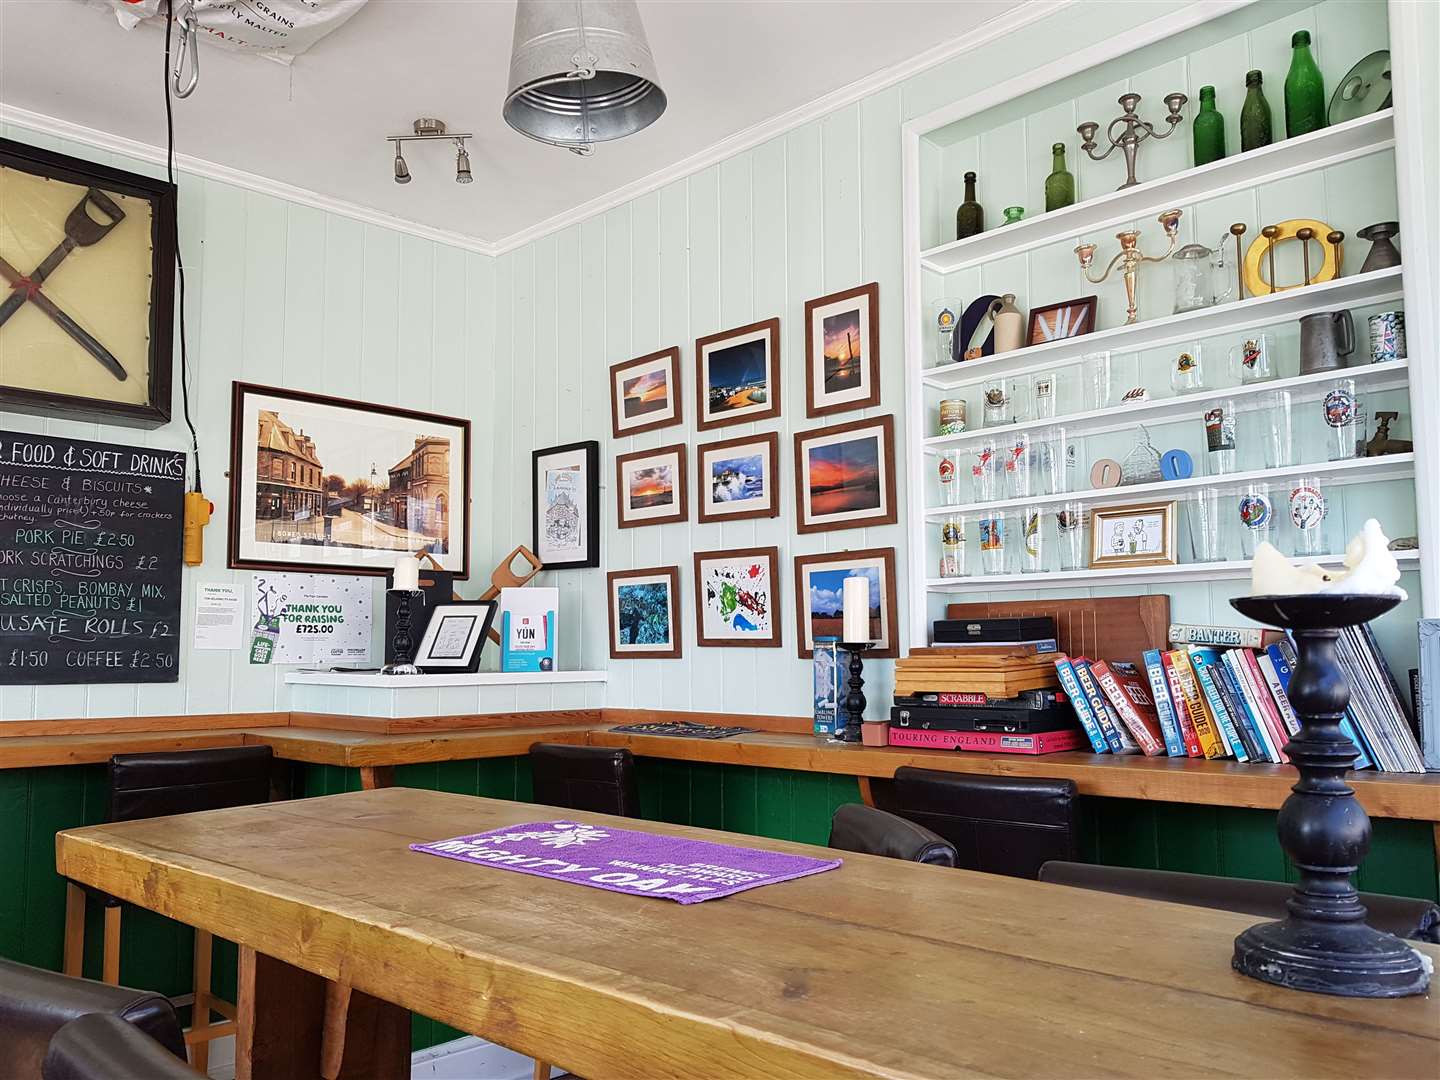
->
xmin=1248 ymin=519 xmax=1407 ymax=600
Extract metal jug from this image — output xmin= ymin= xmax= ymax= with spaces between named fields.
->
xmin=1299 ymin=310 xmax=1355 ymax=374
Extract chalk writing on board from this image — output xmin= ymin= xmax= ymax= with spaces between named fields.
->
xmin=0 ymin=432 xmax=185 ymax=685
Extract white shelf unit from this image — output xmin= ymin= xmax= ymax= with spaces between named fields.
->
xmin=284 ymin=670 xmax=609 ymax=689
xmin=900 ymin=0 xmax=1438 ymax=651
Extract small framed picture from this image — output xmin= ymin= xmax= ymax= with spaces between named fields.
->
xmin=1027 ymin=295 xmax=1098 ymax=345
xmin=695 ymin=317 xmax=781 ymax=430
xmin=607 ymin=566 xmax=682 ymax=659
xmin=414 ymin=601 xmax=498 ymax=672
xmin=533 ymin=441 xmax=600 ymax=570
xmin=1089 ymin=501 xmax=1177 ymax=569
xmin=616 ymin=442 xmax=688 ymax=528
xmin=693 ymin=546 xmax=781 ymax=648
xmin=793 ymin=547 xmax=898 ymax=659
xmin=610 ymin=346 xmax=682 ymax=438
xmin=793 ymin=414 xmax=897 ymax=534
xmin=805 ymin=282 xmax=880 ymax=417
xmin=696 ymin=431 xmax=780 ymax=524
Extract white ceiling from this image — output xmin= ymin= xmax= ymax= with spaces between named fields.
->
xmin=0 ymin=0 xmax=1024 ymax=247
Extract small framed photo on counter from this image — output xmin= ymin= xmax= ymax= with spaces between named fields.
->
xmin=413 ymin=601 xmax=497 ymax=673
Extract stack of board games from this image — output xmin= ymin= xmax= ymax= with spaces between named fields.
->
xmin=890 ymin=618 xmax=1082 ymax=754
xmin=1052 ymin=622 xmax=1425 ymax=772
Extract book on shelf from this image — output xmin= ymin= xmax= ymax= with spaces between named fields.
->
xmin=1238 ymin=647 xmax=1291 ymax=763
xmin=1071 ymin=659 xmax=1140 ymax=755
xmin=909 ymin=640 xmax=1059 ymax=656
xmin=1165 ymin=648 xmax=1227 ymax=759
xmin=1334 ymin=624 xmax=1426 ymax=773
xmin=1186 ymin=648 xmax=1247 ymax=761
xmin=1159 ymin=650 xmax=1204 ymax=757
xmin=1168 ymin=623 xmax=1286 ymax=649
xmin=1208 ymin=650 xmax=1264 ymax=761
xmin=1091 ymin=660 xmax=1166 ymax=756
xmin=1053 ymin=657 xmax=1110 ymax=754
xmin=1258 ymin=646 xmax=1301 ymax=738
xmin=1218 ymin=649 xmax=1281 ymax=763
xmin=1270 ymin=638 xmax=1374 ymax=771
xmin=1142 ymin=649 xmax=1187 ymax=757
xmin=888 ymin=727 xmax=1088 ymax=754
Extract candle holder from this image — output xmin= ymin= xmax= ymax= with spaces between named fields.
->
xmin=1075 ymin=209 xmax=1182 ymax=324
xmin=381 ymin=588 xmax=425 ymax=676
xmin=1076 ymin=91 xmax=1188 ymax=189
xmin=836 ymin=642 xmax=874 ymax=743
xmin=1227 ymin=592 xmax=1428 ymax=997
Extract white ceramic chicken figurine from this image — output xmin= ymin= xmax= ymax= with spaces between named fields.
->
xmin=1248 ymin=519 xmax=1407 ymax=600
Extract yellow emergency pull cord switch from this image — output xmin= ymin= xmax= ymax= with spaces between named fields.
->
xmin=183 ymin=490 xmax=212 ymax=566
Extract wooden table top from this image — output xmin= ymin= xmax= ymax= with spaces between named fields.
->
xmin=56 ymin=787 xmax=1440 ymax=1079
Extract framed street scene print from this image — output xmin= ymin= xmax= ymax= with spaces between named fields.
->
xmin=0 ymin=138 xmax=176 ymax=426
xmin=607 ymin=566 xmax=683 ymax=659
xmin=793 ymin=414 xmax=897 ymax=533
xmin=610 ymin=346 xmax=682 ymax=438
xmin=793 ymin=547 xmax=898 ymax=659
xmin=228 ymin=382 xmax=470 ymax=577
xmin=616 ymin=443 xmax=688 ymax=528
xmin=693 ymin=546 xmax=781 ymax=648
xmin=805 ymin=282 xmax=880 ymax=417
xmin=533 ymin=440 xmax=600 ymax=570
xmin=696 ymin=431 xmax=780 ymax=524
xmin=695 ymin=317 xmax=780 ymax=430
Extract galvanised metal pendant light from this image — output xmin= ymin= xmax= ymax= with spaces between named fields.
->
xmin=503 ymin=0 xmax=667 ymax=155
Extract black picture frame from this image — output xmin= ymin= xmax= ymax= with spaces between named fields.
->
xmin=413 ymin=600 xmax=498 ymax=673
xmin=0 ymin=137 xmax=176 ymax=427
xmin=532 ymin=440 xmax=600 ymax=570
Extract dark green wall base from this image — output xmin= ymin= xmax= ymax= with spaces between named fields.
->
xmin=3 ymin=758 xmax=1436 ymax=1058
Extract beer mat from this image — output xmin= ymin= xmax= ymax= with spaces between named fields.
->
xmin=411 ymin=820 xmax=840 ymax=903
xmin=609 ymin=721 xmax=757 ymax=739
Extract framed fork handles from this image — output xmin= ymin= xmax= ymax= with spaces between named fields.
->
xmin=0 ymin=138 xmax=176 ymax=427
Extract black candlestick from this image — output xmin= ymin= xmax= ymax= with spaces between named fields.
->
xmin=1228 ymin=593 xmax=1428 ymax=997
xmin=837 ymin=643 xmax=873 ymax=743
xmin=381 ymin=588 xmax=424 ymax=675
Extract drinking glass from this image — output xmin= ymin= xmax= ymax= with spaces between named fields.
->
xmin=939 ymin=515 xmax=966 ymax=577
xmin=1170 ymin=344 xmax=1206 ymax=395
xmin=1008 ymin=376 xmax=1032 ymax=423
xmin=1036 ymin=425 xmax=1072 ymax=495
xmin=1230 ymin=332 xmax=1276 ymax=384
xmin=1021 ymin=506 xmax=1045 ymax=573
xmin=1031 ymin=370 xmax=1059 ymax=419
xmin=982 ymin=378 xmax=1010 ymax=427
xmin=1082 ymin=351 xmax=1112 ymax=411
xmin=937 ymin=450 xmax=964 ymax=506
xmin=1005 ymin=432 xmax=1035 ymax=499
xmin=979 ymin=513 xmax=1007 ymax=574
xmin=1237 ymin=483 xmax=1275 ymax=558
xmin=1055 ymin=502 xmax=1086 ymax=571
xmin=1186 ymin=486 xmax=1229 ymax=563
xmin=1287 ymin=477 xmax=1331 ymax=557
xmin=931 ymin=298 xmax=960 ymax=366
xmin=970 ymin=438 xmax=1000 ymax=502
xmin=1322 ymin=378 xmax=1366 ymax=461
xmin=1257 ymin=389 xmax=1294 ymax=469
xmin=1204 ymin=397 xmax=1238 ymax=475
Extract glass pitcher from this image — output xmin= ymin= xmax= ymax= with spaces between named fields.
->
xmin=1172 ymin=242 xmax=1216 ymax=313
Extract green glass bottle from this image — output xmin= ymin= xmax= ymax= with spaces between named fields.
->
xmin=1192 ymin=85 xmax=1227 ymax=166
xmin=1240 ymin=69 xmax=1273 ymax=152
xmin=955 ymin=171 xmax=983 ymax=239
xmin=1044 ymin=143 xmax=1075 ymax=212
xmin=1284 ymin=29 xmax=1327 ymax=138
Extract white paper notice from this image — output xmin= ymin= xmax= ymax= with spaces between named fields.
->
xmin=249 ymin=573 xmax=372 ymax=666
xmin=193 ymin=584 xmax=244 ymax=650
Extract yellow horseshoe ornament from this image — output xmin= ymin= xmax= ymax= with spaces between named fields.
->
xmin=1243 ymin=218 xmax=1341 ymax=296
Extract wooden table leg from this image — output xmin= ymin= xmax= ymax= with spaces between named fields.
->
xmin=857 ymin=776 xmax=876 ymax=807
xmin=63 ymin=883 xmax=85 ymax=977
xmin=236 ymin=946 xmax=408 ymax=1080
xmin=359 ymin=766 xmax=394 ymax=791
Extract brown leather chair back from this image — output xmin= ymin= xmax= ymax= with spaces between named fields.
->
xmin=108 ymin=746 xmax=273 ymax=823
xmin=870 ymin=767 xmax=1078 ymax=880
xmin=529 ymin=743 xmax=640 ymax=818
xmin=42 ymin=1013 xmax=199 ymax=1080
xmin=829 ymin=804 xmax=957 ymax=866
xmin=0 ymin=958 xmax=186 ymax=1079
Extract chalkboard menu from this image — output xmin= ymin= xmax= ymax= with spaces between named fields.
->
xmin=0 ymin=432 xmax=185 ymax=684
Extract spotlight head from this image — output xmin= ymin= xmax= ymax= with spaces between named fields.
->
xmin=393 ymin=148 xmax=411 ymax=184
xmin=456 ymin=145 xmax=473 ymax=185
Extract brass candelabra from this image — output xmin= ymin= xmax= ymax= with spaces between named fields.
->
xmin=1074 ymin=209 xmax=1183 ymax=325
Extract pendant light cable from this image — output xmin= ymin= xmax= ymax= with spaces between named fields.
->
xmin=163 ymin=0 xmax=203 ymax=495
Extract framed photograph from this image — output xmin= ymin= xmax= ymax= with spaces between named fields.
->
xmin=414 ymin=601 xmax=498 ymax=672
xmin=1027 ymin=295 xmax=1098 ymax=345
xmin=793 ymin=414 xmax=897 ymax=534
xmin=610 ymin=346 xmax=682 ymax=438
xmin=0 ymin=138 xmax=176 ymax=427
xmin=696 ymin=431 xmax=780 ymax=524
xmin=793 ymin=547 xmax=899 ymax=659
xmin=695 ymin=317 xmax=781 ymax=430
xmin=607 ymin=566 xmax=683 ymax=659
xmin=693 ymin=546 xmax=781 ymax=648
xmin=1089 ymin=501 xmax=1177 ymax=569
xmin=228 ymin=382 xmax=470 ymax=577
xmin=616 ymin=442 xmax=688 ymax=528
xmin=805 ymin=282 xmax=880 ymax=417
xmin=532 ymin=441 xmax=600 ymax=570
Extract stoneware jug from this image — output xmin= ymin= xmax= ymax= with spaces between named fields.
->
xmin=1299 ymin=309 xmax=1355 ymax=374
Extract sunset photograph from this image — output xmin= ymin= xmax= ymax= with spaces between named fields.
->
xmin=621 ymin=368 xmax=669 ymax=418
xmin=821 ymin=308 xmax=863 ymax=393
xmin=627 ymin=463 xmax=675 ymax=509
xmin=806 ymin=435 xmax=881 ymax=515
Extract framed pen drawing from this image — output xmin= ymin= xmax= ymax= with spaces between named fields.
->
xmin=533 ymin=441 xmax=600 ymax=570
xmin=0 ymin=138 xmax=176 ymax=427
xmin=695 ymin=317 xmax=781 ymax=430
xmin=610 ymin=346 xmax=682 ymax=437
xmin=228 ymin=382 xmax=470 ymax=577
xmin=805 ymin=282 xmax=880 ymax=417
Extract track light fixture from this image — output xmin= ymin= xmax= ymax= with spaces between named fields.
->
xmin=386 ymin=118 xmax=473 ymax=186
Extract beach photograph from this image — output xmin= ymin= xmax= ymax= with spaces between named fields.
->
xmin=627 ymin=463 xmax=675 ymax=509
xmin=821 ymin=308 xmax=863 ymax=393
xmin=806 ymin=435 xmax=881 ymax=515
xmin=706 ymin=337 xmax=769 ymax=415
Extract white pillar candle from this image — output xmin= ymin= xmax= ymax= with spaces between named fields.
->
xmin=842 ymin=575 xmax=871 ymax=643
xmin=392 ymin=554 xmax=421 ymax=591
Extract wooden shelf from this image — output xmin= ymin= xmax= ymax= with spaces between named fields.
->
xmin=923 ymin=452 xmax=1414 ymax=518
xmin=924 ymin=550 xmax=1422 ymax=593
xmin=921 ymin=360 xmax=1410 ymax=451
xmin=920 ymin=267 xmax=1404 ymax=390
xmin=284 ymin=670 xmax=608 ymax=689
xmin=920 ymin=110 xmax=1394 ymax=273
